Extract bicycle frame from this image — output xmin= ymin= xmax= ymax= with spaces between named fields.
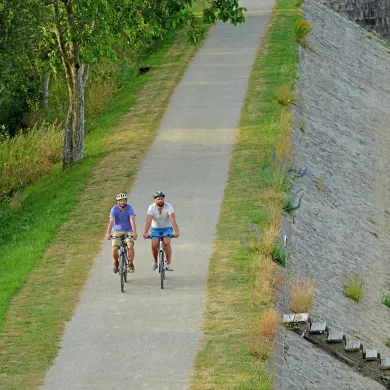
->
xmin=148 ymin=234 xmax=175 ymax=289
xmin=111 ymin=234 xmax=131 ymax=292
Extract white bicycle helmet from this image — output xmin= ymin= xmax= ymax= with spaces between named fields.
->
xmin=116 ymin=193 xmax=127 ymax=200
xmin=153 ymin=191 xmax=165 ymax=199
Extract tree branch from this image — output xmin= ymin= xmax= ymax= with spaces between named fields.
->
xmin=53 ymin=0 xmax=69 ymax=64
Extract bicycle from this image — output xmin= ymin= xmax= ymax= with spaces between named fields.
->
xmin=147 ymin=233 xmax=177 ymax=289
xmin=111 ymin=234 xmax=132 ymax=292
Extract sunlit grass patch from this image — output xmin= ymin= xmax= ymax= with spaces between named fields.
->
xmin=344 ymin=272 xmax=364 ymax=302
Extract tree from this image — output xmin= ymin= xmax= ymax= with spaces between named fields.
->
xmin=5 ymin=0 xmax=246 ymax=166
xmin=0 ymin=0 xmax=48 ymax=134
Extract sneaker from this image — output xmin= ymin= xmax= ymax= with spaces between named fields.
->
xmin=128 ymin=263 xmax=135 ymax=273
xmin=152 ymin=263 xmax=158 ymax=271
xmin=113 ymin=261 xmax=119 ymax=274
xmin=166 ymin=265 xmax=174 ymax=271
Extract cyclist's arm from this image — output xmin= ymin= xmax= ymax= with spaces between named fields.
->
xmin=130 ymin=216 xmax=137 ymax=239
xmin=143 ymin=214 xmax=153 ymax=238
xmin=169 ymin=213 xmax=180 ymax=237
xmin=106 ymin=217 xmax=114 ymax=240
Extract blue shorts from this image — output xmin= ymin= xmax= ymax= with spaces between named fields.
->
xmin=151 ymin=227 xmax=173 ymax=239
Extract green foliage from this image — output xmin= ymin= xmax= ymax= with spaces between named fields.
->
xmin=0 ymin=0 xmax=47 ymax=133
xmin=276 ymin=84 xmax=295 ymax=105
xmin=344 ymin=273 xmax=364 ymax=302
xmin=386 ymin=339 xmax=390 ymax=348
xmin=382 ymin=294 xmax=390 ymax=308
xmin=271 ymin=245 xmax=286 ymax=266
xmin=295 ymin=19 xmax=312 ymax=41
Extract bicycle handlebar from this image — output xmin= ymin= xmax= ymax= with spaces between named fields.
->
xmin=111 ymin=234 xmax=133 ymax=239
xmin=145 ymin=234 xmax=178 ymax=239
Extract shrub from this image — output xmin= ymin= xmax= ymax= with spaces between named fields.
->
xmin=271 ymin=245 xmax=286 ymax=266
xmin=344 ymin=273 xmax=364 ymax=302
xmin=382 ymin=294 xmax=390 ymax=308
xmin=289 ymin=276 xmax=315 ymax=312
xmin=295 ymin=20 xmax=312 ymax=42
xmin=386 ymin=339 xmax=390 ymax=348
xmin=316 ymin=178 xmax=326 ymax=191
xmin=276 ymin=84 xmax=295 ymax=106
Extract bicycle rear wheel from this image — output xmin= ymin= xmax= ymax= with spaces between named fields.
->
xmin=159 ymin=251 xmax=164 ymax=289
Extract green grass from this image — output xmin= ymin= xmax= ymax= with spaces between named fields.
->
xmin=190 ymin=0 xmax=300 ymax=388
xmin=344 ymin=273 xmax=364 ymax=302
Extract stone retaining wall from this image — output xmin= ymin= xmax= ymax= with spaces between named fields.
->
xmin=319 ymin=0 xmax=390 ymax=39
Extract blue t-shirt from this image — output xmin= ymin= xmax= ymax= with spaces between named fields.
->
xmin=109 ymin=204 xmax=136 ymax=232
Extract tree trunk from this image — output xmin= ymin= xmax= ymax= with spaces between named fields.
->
xmin=73 ymin=64 xmax=89 ymax=162
xmin=42 ymin=68 xmax=51 ymax=108
xmin=62 ymin=63 xmax=89 ymax=167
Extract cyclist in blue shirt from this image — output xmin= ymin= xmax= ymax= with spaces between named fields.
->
xmin=106 ymin=193 xmax=138 ymax=273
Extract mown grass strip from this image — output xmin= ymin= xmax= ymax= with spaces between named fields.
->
xmin=190 ymin=0 xmax=300 ymax=388
xmin=0 ymin=28 xmax=199 ymax=390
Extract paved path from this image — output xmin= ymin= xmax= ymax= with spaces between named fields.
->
xmin=43 ymin=1 xmax=273 ymax=389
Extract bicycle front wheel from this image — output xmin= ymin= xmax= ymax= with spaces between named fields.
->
xmin=159 ymin=251 xmax=164 ymax=289
xmin=120 ymin=253 xmax=125 ymax=293
xmin=124 ymin=253 xmax=128 ymax=283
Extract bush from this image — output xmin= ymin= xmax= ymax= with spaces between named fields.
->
xmin=295 ymin=20 xmax=312 ymax=42
xmin=271 ymin=245 xmax=286 ymax=266
xmin=382 ymin=294 xmax=390 ymax=308
xmin=276 ymin=84 xmax=295 ymax=106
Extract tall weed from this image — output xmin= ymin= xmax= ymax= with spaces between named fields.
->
xmin=0 ymin=122 xmax=62 ymax=196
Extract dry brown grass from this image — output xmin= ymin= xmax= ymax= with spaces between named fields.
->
xmin=277 ymin=107 xmax=292 ymax=159
xmin=258 ymin=307 xmax=280 ymax=340
xmin=289 ymin=276 xmax=316 ymax=312
xmin=248 ymin=330 xmax=272 ymax=360
xmin=253 ymin=253 xmax=276 ymax=298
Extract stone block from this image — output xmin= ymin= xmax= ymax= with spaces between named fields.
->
xmin=283 ymin=314 xmax=296 ymax=324
xmin=345 ymin=339 xmax=361 ymax=352
xmin=309 ymin=322 xmax=327 ymax=334
xmin=327 ymin=330 xmax=344 ymax=343
xmin=364 ymin=349 xmax=378 ymax=361
xmin=294 ymin=313 xmax=309 ymax=323
xmin=380 ymin=357 xmax=390 ymax=370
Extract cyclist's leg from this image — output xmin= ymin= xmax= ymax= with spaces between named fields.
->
xmin=150 ymin=227 xmax=162 ymax=262
xmin=162 ymin=227 xmax=174 ymax=265
xmin=112 ymin=247 xmax=119 ymax=273
xmin=126 ymin=241 xmax=135 ymax=272
xmin=163 ymin=237 xmax=172 ymax=265
xmin=111 ymin=231 xmax=121 ymax=273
